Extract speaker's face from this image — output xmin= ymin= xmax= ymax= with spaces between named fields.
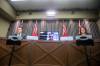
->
xmin=80 ymin=27 xmax=86 ymax=34
xmin=17 ymin=28 xmax=22 ymax=34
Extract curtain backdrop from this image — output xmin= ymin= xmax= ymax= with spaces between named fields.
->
xmin=8 ymin=19 xmax=100 ymax=39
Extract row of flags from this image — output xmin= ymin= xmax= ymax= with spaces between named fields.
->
xmin=14 ymin=19 xmax=90 ymax=40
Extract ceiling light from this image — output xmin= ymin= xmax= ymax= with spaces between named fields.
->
xmin=46 ymin=10 xmax=56 ymax=16
xmin=11 ymin=0 xmax=25 ymax=1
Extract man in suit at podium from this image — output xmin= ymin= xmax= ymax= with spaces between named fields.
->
xmin=16 ymin=27 xmax=22 ymax=36
xmin=15 ymin=27 xmax=26 ymax=39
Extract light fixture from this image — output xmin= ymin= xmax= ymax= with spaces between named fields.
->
xmin=46 ymin=10 xmax=56 ymax=16
xmin=11 ymin=0 xmax=25 ymax=1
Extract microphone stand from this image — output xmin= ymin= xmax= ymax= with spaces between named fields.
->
xmin=8 ymin=45 xmax=15 ymax=66
xmin=6 ymin=36 xmax=21 ymax=66
xmin=76 ymin=35 xmax=93 ymax=66
xmin=84 ymin=46 xmax=91 ymax=66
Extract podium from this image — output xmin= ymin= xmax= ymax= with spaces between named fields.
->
xmin=6 ymin=36 xmax=22 ymax=66
xmin=0 ymin=37 xmax=99 ymax=66
xmin=76 ymin=35 xmax=94 ymax=66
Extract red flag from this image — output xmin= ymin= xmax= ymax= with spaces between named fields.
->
xmin=78 ymin=20 xmax=82 ymax=34
xmin=32 ymin=20 xmax=38 ymax=36
xmin=62 ymin=21 xmax=69 ymax=36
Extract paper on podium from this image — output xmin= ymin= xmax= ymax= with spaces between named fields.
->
xmin=26 ymin=36 xmax=38 ymax=40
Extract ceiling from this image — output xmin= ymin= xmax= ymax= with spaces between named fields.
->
xmin=9 ymin=0 xmax=100 ymax=11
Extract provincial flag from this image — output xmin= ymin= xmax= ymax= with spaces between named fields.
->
xmin=41 ymin=19 xmax=46 ymax=31
xmin=84 ymin=19 xmax=91 ymax=33
xmin=16 ymin=20 xmax=23 ymax=37
xmin=68 ymin=19 xmax=74 ymax=35
xmin=14 ymin=20 xmax=20 ymax=33
xmin=31 ymin=20 xmax=38 ymax=40
xmin=32 ymin=20 xmax=38 ymax=36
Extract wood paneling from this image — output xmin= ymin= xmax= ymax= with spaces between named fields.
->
xmin=0 ymin=38 xmax=100 ymax=66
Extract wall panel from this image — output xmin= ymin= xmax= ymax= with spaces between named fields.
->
xmin=0 ymin=17 xmax=10 ymax=37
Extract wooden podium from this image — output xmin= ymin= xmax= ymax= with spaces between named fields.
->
xmin=0 ymin=37 xmax=100 ymax=66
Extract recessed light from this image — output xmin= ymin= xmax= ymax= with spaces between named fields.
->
xmin=46 ymin=10 xmax=56 ymax=16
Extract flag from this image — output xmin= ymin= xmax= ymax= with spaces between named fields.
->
xmin=69 ymin=19 xmax=74 ymax=29
xmin=60 ymin=20 xmax=73 ymax=41
xmin=20 ymin=20 xmax=23 ymax=28
xmin=78 ymin=20 xmax=81 ymax=35
xmin=31 ymin=20 xmax=38 ymax=40
xmin=62 ymin=21 xmax=68 ymax=36
xmin=14 ymin=20 xmax=20 ymax=33
xmin=78 ymin=19 xmax=87 ymax=34
xmin=32 ymin=20 xmax=38 ymax=36
xmin=16 ymin=20 xmax=24 ymax=36
xmin=84 ymin=19 xmax=91 ymax=33
xmin=68 ymin=19 xmax=74 ymax=35
xmin=41 ymin=19 xmax=46 ymax=31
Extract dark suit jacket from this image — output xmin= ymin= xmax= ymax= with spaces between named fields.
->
xmin=13 ymin=33 xmax=27 ymax=39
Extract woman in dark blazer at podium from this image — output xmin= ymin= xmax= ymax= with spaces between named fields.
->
xmin=79 ymin=26 xmax=88 ymax=35
xmin=77 ymin=26 xmax=93 ymax=46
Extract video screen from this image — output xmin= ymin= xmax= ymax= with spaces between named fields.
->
xmin=39 ymin=32 xmax=59 ymax=41
xmin=39 ymin=32 xmax=47 ymax=40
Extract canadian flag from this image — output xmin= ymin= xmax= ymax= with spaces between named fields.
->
xmin=60 ymin=20 xmax=73 ymax=41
